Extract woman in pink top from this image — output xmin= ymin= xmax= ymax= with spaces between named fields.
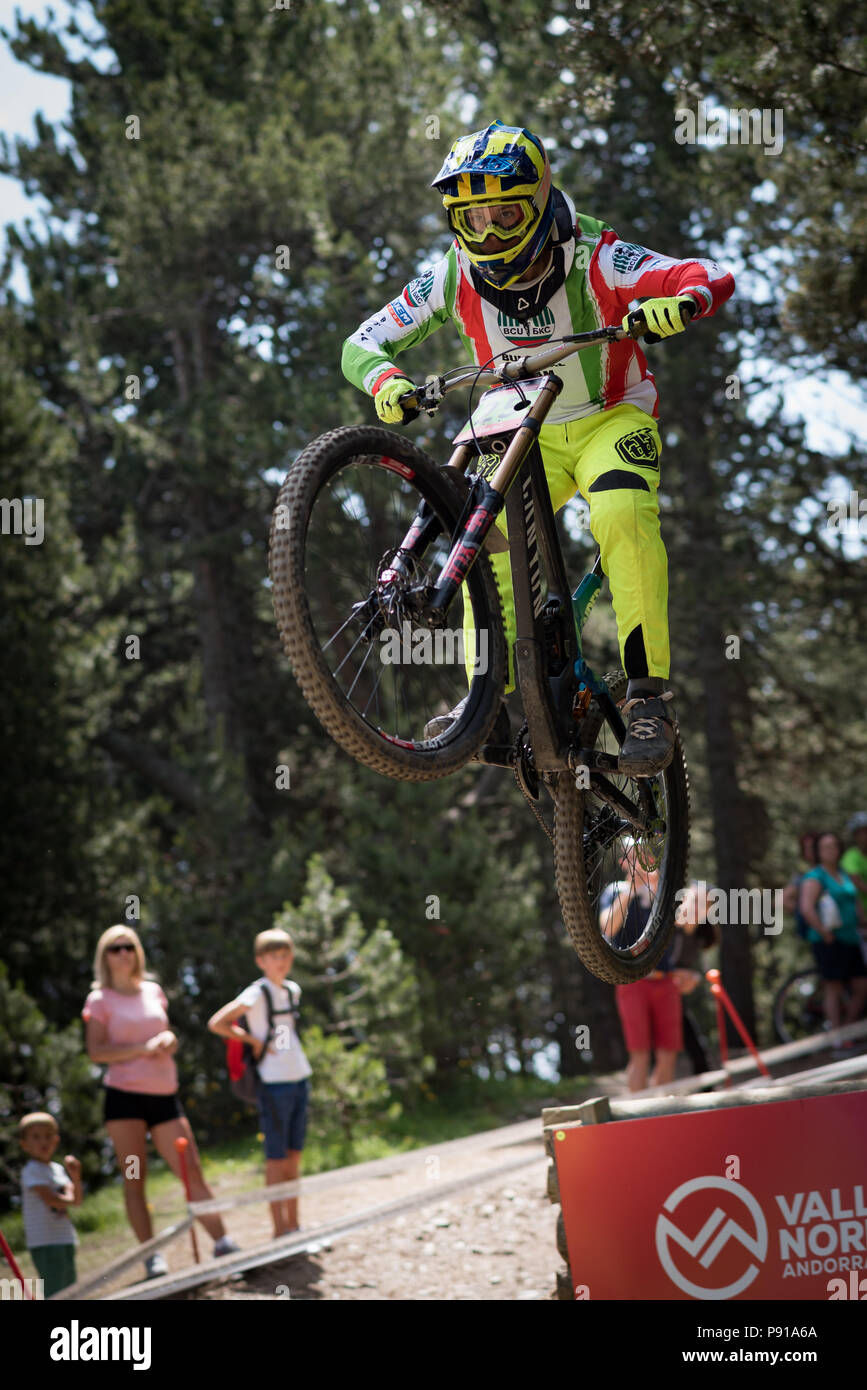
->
xmin=83 ymin=925 xmax=239 ymax=1279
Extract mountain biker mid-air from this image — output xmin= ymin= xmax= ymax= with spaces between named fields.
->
xmin=341 ymin=121 xmax=735 ymax=776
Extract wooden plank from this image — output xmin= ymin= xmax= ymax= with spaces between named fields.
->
xmin=541 ymin=1096 xmax=611 ymax=1129
xmin=742 ymin=1052 xmax=867 ymax=1088
xmin=50 ymin=1218 xmax=193 ymax=1301
xmin=556 ymin=1209 xmax=569 ymax=1262
xmin=546 ymin=1161 xmax=560 ymax=1205
xmin=604 ymin=1076 xmax=867 ymax=1121
xmin=543 ymin=1077 xmax=867 ymax=1136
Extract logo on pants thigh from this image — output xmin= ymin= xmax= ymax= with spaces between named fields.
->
xmin=614 ymin=428 xmax=659 ymax=469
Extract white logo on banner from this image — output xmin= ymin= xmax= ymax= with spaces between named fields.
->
xmin=656 ymin=1175 xmax=768 ymax=1300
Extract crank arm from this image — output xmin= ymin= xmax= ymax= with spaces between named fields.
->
xmin=473 ymin=744 xmax=517 ymax=768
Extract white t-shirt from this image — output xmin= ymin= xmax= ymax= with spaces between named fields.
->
xmin=21 ymin=1159 xmax=78 ymax=1249
xmin=236 ymin=977 xmax=312 ymax=1084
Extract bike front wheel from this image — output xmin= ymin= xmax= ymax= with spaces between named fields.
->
xmin=269 ymin=426 xmax=507 ymax=781
xmin=552 ymin=670 xmax=690 ymax=984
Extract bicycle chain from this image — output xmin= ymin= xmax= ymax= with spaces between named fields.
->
xmin=513 ymin=723 xmax=555 ymax=844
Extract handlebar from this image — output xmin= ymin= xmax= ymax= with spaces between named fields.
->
xmin=404 ymin=301 xmax=696 ymax=415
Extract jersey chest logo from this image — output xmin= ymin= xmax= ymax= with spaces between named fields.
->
xmin=496 ymin=306 xmax=555 ymax=346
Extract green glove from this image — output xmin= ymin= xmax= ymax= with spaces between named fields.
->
xmin=374 ymin=375 xmax=416 ymax=424
xmin=622 ymin=295 xmax=697 ymax=339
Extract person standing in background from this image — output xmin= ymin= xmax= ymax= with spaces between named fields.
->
xmin=782 ymin=831 xmax=819 ymax=941
xmin=799 ymin=833 xmax=867 ymax=1031
xmin=600 ymin=845 xmax=682 ymax=1091
xmin=672 ymin=882 xmax=719 ymax=1074
xmin=208 ymin=929 xmax=312 ymax=1238
xmin=18 ymin=1112 xmax=82 ymax=1296
xmin=83 ymin=925 xmax=239 ymax=1279
xmin=840 ymin=812 xmax=867 ymax=936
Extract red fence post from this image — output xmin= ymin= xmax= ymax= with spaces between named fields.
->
xmin=0 ymin=1224 xmax=32 ymax=1298
xmin=174 ymin=1137 xmax=201 ymax=1265
xmin=706 ymin=969 xmax=732 ymax=1085
xmin=706 ymin=968 xmax=771 ymax=1079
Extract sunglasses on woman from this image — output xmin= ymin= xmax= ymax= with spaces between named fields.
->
xmin=106 ymin=943 xmax=136 ymax=954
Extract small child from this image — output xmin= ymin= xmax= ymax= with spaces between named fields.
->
xmin=19 ymin=1112 xmax=82 ymax=1297
xmin=208 ymin=929 xmax=312 ymax=1238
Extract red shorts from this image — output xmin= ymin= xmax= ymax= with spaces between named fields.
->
xmin=615 ymin=976 xmax=683 ymax=1053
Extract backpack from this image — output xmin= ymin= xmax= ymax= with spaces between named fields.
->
xmin=227 ymin=981 xmax=301 ymax=1108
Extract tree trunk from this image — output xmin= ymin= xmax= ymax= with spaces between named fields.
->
xmin=673 ymin=345 xmax=757 ymax=1041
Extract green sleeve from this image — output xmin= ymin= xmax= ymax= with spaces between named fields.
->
xmin=341 ymin=252 xmax=455 ymax=396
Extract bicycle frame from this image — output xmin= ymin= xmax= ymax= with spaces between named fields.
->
xmin=383 ymin=321 xmax=675 ymax=828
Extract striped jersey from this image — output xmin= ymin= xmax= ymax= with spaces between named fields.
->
xmin=342 ymin=194 xmax=734 ymax=425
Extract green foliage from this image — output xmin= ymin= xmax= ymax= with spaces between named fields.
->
xmin=277 ymin=855 xmax=428 ymax=1089
xmin=0 ymin=964 xmax=104 ymax=1208
xmin=300 ymin=1026 xmax=393 ymax=1162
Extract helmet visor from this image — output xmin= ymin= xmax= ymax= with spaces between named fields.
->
xmin=449 ymin=199 xmax=535 ymax=246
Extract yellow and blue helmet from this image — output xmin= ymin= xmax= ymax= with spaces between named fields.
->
xmin=431 ymin=121 xmax=554 ymax=288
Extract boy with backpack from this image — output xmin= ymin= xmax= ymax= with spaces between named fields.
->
xmin=208 ymin=929 xmax=312 ymax=1237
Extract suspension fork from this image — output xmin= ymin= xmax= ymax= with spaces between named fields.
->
xmin=379 ymin=499 xmax=445 ymax=584
xmin=421 ymin=374 xmax=563 ymax=626
xmin=379 ymin=444 xmax=496 ymax=586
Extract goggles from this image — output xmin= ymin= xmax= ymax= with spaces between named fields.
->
xmin=449 ymin=199 xmax=535 ymax=246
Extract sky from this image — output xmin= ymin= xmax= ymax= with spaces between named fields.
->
xmin=1 ymin=0 xmax=864 ymax=495
xmin=0 ymin=1 xmax=73 ymax=232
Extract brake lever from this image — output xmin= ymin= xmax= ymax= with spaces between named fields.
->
xmin=403 ymin=376 xmax=445 ymax=419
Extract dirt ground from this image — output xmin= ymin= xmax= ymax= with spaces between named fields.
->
xmin=172 ymin=1155 xmax=557 ymax=1302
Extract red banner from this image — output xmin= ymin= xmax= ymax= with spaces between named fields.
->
xmin=554 ymin=1090 xmax=867 ymax=1300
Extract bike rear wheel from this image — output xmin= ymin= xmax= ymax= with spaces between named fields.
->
xmin=772 ymin=968 xmax=826 ymax=1044
xmin=552 ymin=670 xmax=690 ymax=984
xmin=269 ymin=426 xmax=507 ymax=781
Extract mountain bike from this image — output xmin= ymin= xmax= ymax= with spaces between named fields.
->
xmin=269 ymin=319 xmax=690 ymax=984
xmin=772 ymin=968 xmax=825 ymax=1044
xmin=772 ymin=966 xmax=864 ymax=1044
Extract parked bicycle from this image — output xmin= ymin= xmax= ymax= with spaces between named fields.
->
xmin=773 ymin=967 xmax=862 ymax=1045
xmin=269 ymin=321 xmax=690 ymax=984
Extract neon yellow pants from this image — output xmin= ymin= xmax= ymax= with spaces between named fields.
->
xmin=463 ymin=403 xmax=670 ymax=691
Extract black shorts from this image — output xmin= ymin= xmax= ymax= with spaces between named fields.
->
xmin=103 ymin=1086 xmax=183 ymax=1128
xmin=811 ymin=940 xmax=867 ymax=982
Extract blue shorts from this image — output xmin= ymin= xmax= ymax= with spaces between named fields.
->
xmin=257 ymin=1079 xmax=309 ymax=1158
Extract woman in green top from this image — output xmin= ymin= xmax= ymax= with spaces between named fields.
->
xmin=841 ymin=812 xmax=867 ymax=917
xmin=799 ymin=831 xmax=867 ymax=1030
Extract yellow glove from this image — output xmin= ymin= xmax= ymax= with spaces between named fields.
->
xmin=622 ymin=295 xmax=697 ymax=339
xmin=374 ymin=375 xmax=416 ymax=424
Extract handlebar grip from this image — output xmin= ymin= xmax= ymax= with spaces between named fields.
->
xmin=399 ymin=391 xmax=420 ymax=424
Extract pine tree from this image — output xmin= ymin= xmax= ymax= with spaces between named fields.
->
xmin=0 ymin=964 xmax=103 ymax=1209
